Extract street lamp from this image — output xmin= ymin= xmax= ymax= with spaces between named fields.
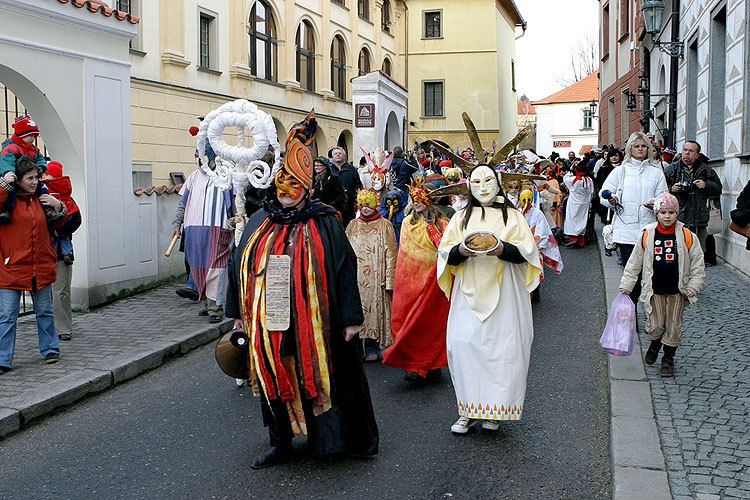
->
xmin=641 ymin=0 xmax=665 ymax=35
xmin=589 ymin=99 xmax=598 ymax=118
xmin=640 ymin=0 xmax=684 ymax=58
xmin=638 ymin=74 xmax=650 ymax=94
xmin=625 ymin=90 xmax=637 ymax=110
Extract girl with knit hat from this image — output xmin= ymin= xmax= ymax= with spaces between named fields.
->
xmin=619 ymin=192 xmax=706 ymax=377
xmin=0 ymin=116 xmax=50 ymax=224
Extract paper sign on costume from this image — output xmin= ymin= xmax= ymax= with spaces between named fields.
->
xmin=265 ymin=255 xmax=291 ymax=331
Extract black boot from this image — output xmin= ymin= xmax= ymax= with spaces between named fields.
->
xmin=660 ymin=345 xmax=676 ymax=378
xmin=251 ymin=442 xmax=295 ymax=469
xmin=0 ymin=211 xmax=10 ymax=224
xmin=644 ymin=339 xmax=662 ymax=365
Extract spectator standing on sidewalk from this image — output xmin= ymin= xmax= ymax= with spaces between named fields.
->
xmin=730 ymin=179 xmax=750 ymax=250
xmin=599 ymin=132 xmax=668 ymax=305
xmin=619 ymin=192 xmax=705 ymax=377
xmin=43 ymin=161 xmax=82 ymax=341
xmin=664 ymin=141 xmax=722 ymax=252
xmin=0 ymin=157 xmax=66 ymax=373
xmin=329 ymin=146 xmax=362 ymax=227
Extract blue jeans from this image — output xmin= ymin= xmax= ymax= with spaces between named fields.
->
xmin=0 ymin=286 xmax=59 ymax=367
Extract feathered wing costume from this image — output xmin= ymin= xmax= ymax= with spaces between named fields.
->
xmin=225 ymin=110 xmax=379 ymax=458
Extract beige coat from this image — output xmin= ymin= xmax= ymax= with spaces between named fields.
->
xmin=619 ymin=221 xmax=706 ymax=316
xmin=345 ymin=217 xmax=398 ymax=347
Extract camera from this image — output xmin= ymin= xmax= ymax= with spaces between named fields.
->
xmin=677 ymin=180 xmax=692 ymax=192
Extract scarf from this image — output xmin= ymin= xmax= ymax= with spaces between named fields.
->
xmin=239 ymin=200 xmax=337 ymax=429
xmin=359 ymin=209 xmax=382 ymax=222
xmin=10 ymin=135 xmax=39 ymax=160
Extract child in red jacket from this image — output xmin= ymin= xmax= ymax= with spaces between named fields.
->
xmin=0 ymin=116 xmax=49 ymax=224
xmin=41 ymin=161 xmax=79 ymax=265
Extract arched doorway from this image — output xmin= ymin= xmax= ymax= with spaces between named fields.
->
xmin=337 ymin=129 xmax=352 ymax=157
xmin=313 ymin=127 xmax=327 ymax=158
xmin=384 ymin=111 xmax=400 ymax=151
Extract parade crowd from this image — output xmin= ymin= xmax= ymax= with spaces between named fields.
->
xmin=1 ymin=106 xmax=750 ymax=472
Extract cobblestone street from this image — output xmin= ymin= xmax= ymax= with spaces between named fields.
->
xmin=644 ymin=264 xmax=750 ymax=500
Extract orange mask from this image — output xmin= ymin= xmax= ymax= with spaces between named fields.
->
xmin=275 ymin=170 xmax=305 ymax=200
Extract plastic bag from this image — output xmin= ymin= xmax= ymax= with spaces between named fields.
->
xmin=599 ymin=293 xmax=636 ymax=356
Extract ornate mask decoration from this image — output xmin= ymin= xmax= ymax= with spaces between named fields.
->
xmin=275 ymin=170 xmax=305 ymax=200
xmin=519 ymin=189 xmax=534 ymax=214
xmin=356 ymin=188 xmax=379 ymax=210
xmin=469 ymin=166 xmax=500 ymax=206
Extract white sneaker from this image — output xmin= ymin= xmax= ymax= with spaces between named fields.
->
xmin=481 ymin=419 xmax=500 ymax=431
xmin=451 ymin=416 xmax=472 ymax=434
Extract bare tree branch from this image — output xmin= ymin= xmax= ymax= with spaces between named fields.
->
xmin=555 ymin=30 xmax=599 ymax=86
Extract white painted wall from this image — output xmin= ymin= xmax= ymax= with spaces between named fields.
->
xmin=351 ymin=71 xmax=407 ymax=155
xmin=534 ymin=101 xmax=599 ymax=158
xmin=0 ymin=0 xmax=141 ymax=308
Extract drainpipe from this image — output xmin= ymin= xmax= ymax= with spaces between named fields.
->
xmin=400 ymin=0 xmax=408 ymax=148
xmin=667 ymin=0 xmax=680 ymax=147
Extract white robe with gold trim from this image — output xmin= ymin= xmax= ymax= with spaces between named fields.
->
xmin=437 ymin=206 xmax=541 ymax=421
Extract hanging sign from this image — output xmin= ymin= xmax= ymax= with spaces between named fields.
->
xmin=265 ymin=255 xmax=291 ymax=331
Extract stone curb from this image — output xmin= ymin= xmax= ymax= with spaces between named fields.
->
xmin=0 ymin=319 xmax=232 ymax=440
xmin=595 ymin=222 xmax=671 ymax=500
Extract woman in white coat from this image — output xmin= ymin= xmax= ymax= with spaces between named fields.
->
xmin=563 ymin=163 xmax=595 ymax=247
xmin=599 ymin=132 xmax=668 ymax=302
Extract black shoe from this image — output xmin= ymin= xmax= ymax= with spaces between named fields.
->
xmin=208 ymin=314 xmax=223 ymax=324
xmin=198 ymin=309 xmax=208 ymax=317
xmin=250 ymin=444 xmax=295 ymax=469
xmin=45 ymin=352 xmax=60 ymax=364
xmin=564 ymin=241 xmax=578 ymax=248
xmin=425 ymin=368 xmax=441 ymax=382
xmin=0 ymin=211 xmax=10 ymax=224
xmin=0 ymin=365 xmax=11 ymax=374
xmin=175 ymin=287 xmax=199 ymax=301
xmin=58 ymin=333 xmax=72 ymax=341
xmin=660 ymin=358 xmax=675 ymax=378
xmin=644 ymin=348 xmax=658 ymax=365
xmin=403 ymin=372 xmax=420 ymax=382
xmin=605 ymin=249 xmax=612 ymax=256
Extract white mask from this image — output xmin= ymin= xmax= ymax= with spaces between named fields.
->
xmin=469 ymin=165 xmax=500 ymax=206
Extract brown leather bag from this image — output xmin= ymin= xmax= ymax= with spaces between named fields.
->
xmin=729 ymin=222 xmax=750 ymax=238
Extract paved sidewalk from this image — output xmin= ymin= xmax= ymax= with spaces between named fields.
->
xmin=0 ymin=283 xmax=232 ymax=438
xmin=598 ymin=222 xmax=750 ymax=500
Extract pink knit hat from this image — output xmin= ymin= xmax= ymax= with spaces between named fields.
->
xmin=653 ymin=191 xmax=679 ymax=213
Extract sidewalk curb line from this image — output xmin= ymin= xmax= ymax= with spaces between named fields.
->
xmin=596 ymin=225 xmax=672 ymax=500
xmin=0 ymin=319 xmax=232 ymax=440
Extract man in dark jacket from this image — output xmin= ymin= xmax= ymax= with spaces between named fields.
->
xmin=330 ymin=147 xmax=362 ymax=227
xmin=391 ymin=146 xmax=417 ymax=194
xmin=664 ymin=140 xmax=722 ymax=250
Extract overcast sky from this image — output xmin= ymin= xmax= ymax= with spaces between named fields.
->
xmin=513 ymin=0 xmax=600 ymax=101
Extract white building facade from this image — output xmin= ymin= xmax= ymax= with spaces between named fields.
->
xmin=670 ymin=0 xmax=749 ymax=275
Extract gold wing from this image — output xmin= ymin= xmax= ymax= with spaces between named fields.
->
xmin=488 ymin=125 xmax=534 ymax=168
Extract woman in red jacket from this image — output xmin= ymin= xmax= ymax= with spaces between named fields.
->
xmin=0 ymin=157 xmax=66 ymax=373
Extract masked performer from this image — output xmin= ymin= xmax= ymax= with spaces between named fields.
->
xmin=427 ymin=115 xmax=541 ymax=434
xmin=225 ymin=111 xmax=378 ymax=468
xmin=563 ymin=163 xmax=595 ymax=248
xmin=378 ymin=188 xmax=408 ymax=245
xmin=381 ymin=181 xmax=450 ymax=383
xmin=519 ymin=188 xmax=564 ymax=278
xmin=345 ymin=189 xmax=398 ymax=361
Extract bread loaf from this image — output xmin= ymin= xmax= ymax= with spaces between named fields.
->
xmin=465 ymin=233 xmax=498 ymax=251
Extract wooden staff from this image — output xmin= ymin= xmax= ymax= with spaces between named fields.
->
xmin=165 ymin=233 xmax=179 ymax=257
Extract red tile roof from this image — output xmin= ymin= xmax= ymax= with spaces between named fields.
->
xmin=517 ymin=100 xmax=536 ymax=115
xmin=55 ymin=0 xmax=140 ymax=24
xmin=533 ymin=71 xmax=599 ymax=105
xmin=133 ymin=184 xmax=183 ymax=196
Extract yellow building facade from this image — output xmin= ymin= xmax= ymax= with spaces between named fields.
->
xmin=405 ymin=0 xmax=524 ymax=151
xmin=122 ymin=0 xmax=406 ymax=186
